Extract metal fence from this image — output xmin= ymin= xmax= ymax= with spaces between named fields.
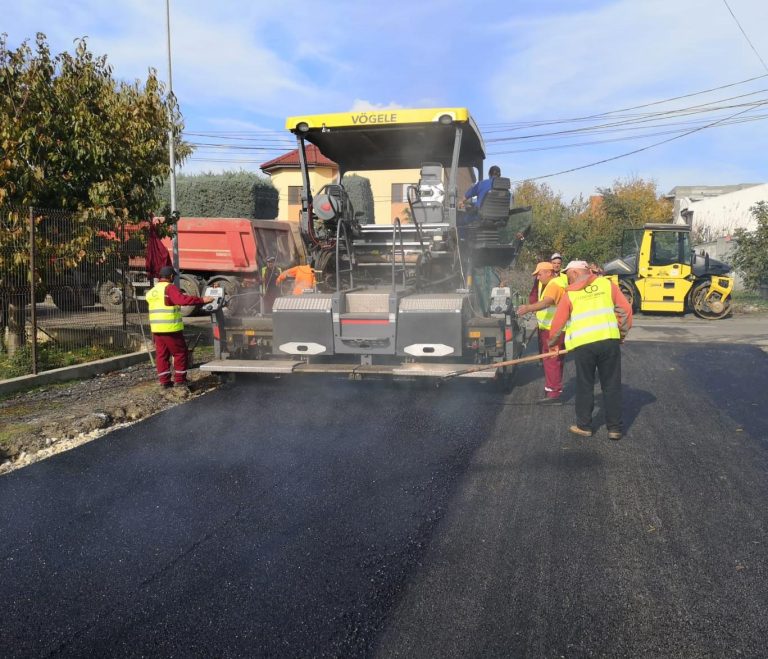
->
xmin=0 ymin=205 xmax=151 ymax=378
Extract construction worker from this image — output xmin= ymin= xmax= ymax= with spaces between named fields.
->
xmin=548 ymin=260 xmax=633 ymax=440
xmin=550 ymin=252 xmax=568 ymax=286
xmin=458 ymin=165 xmax=501 ymax=231
xmin=260 ymin=256 xmax=282 ymax=313
xmin=516 ymin=261 xmax=567 ymax=404
xmin=145 ymin=266 xmax=213 ymax=389
xmin=276 ymin=264 xmax=316 ymax=295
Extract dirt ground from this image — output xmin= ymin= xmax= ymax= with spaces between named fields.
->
xmin=0 ymin=351 xmax=221 ymax=476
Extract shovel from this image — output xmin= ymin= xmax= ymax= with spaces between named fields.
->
xmin=440 ymin=348 xmax=569 ymax=381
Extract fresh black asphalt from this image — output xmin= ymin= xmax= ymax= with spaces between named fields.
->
xmin=2 ymin=342 xmax=767 ymax=657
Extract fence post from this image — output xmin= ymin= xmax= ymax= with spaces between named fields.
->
xmin=28 ymin=207 xmax=38 ymax=375
xmin=121 ymin=216 xmax=127 ymax=332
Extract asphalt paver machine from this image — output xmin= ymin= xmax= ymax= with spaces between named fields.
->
xmin=202 ymin=108 xmax=531 ymax=386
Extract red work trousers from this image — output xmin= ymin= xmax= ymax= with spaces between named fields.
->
xmin=153 ymin=331 xmax=189 ymax=385
xmin=538 ymin=327 xmax=565 ymax=398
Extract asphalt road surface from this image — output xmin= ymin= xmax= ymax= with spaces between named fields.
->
xmin=2 ymin=339 xmax=768 ymax=657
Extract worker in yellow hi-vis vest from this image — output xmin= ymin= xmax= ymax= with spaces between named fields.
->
xmin=146 ymin=266 xmax=213 ymax=389
xmin=515 ymin=261 xmax=567 ymax=404
xmin=548 ymin=260 xmax=633 ymax=440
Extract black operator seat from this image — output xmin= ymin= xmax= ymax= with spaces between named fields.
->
xmin=410 ymin=162 xmax=445 ymax=224
xmin=478 ymin=176 xmax=512 ymax=226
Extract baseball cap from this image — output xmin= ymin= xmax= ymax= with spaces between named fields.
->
xmin=550 ymin=252 xmax=563 ymax=261
xmin=158 ymin=265 xmax=176 ymax=279
xmin=532 ymin=261 xmax=555 ymax=275
xmin=266 ymin=256 xmax=276 ymax=262
xmin=563 ymin=260 xmax=590 ymax=272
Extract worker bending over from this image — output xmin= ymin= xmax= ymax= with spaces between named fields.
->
xmin=548 ymin=260 xmax=633 ymax=440
xmin=516 ymin=261 xmax=568 ymax=404
xmin=277 ymin=264 xmax=317 ymax=295
xmin=146 ymin=266 xmax=213 ymax=389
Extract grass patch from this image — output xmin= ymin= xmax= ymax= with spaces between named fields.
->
xmin=732 ymin=290 xmax=768 ymax=313
xmin=0 ymin=343 xmax=127 ymax=380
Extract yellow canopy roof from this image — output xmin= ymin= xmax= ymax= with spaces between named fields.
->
xmin=284 ymin=108 xmax=485 ymax=171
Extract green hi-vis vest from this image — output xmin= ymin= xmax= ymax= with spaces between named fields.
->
xmin=565 ymin=277 xmax=620 ymax=350
xmin=535 ymin=276 xmax=567 ymax=330
xmin=146 ymin=281 xmax=184 ymax=333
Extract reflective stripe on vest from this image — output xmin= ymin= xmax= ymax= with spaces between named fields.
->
xmin=565 ymin=277 xmax=620 ymax=350
xmin=146 ymin=282 xmax=184 ymax=333
xmin=535 ymin=277 xmax=565 ymax=330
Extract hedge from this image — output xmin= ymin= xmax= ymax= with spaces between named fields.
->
xmin=160 ymin=171 xmax=278 ymax=219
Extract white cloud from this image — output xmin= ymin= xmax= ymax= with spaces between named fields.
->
xmin=349 ymin=99 xmax=405 ymax=111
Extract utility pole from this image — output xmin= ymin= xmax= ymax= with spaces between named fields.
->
xmin=165 ymin=0 xmax=180 ymax=286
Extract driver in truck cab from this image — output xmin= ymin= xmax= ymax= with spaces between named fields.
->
xmin=276 ymin=264 xmax=317 ymax=295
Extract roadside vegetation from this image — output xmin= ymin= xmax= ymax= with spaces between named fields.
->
xmin=0 ymin=343 xmax=125 ymax=380
xmin=513 ymin=176 xmax=672 ymax=267
xmin=730 ymin=202 xmax=768 ymax=294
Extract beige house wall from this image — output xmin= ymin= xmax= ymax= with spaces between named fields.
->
xmin=267 ymin=165 xmax=477 ymax=225
xmin=269 ymin=166 xmax=338 ymax=222
xmin=351 ymin=167 xmax=476 ymax=224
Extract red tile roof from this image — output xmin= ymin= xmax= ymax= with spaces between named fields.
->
xmin=260 ymin=144 xmax=337 ymax=172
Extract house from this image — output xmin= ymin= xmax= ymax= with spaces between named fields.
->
xmin=667 ymin=183 xmax=768 ymax=290
xmin=665 ymin=183 xmax=762 ymax=225
xmin=261 ymin=147 xmax=476 ymax=224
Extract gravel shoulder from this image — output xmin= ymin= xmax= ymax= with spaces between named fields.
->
xmin=0 ymin=354 xmax=220 ymax=475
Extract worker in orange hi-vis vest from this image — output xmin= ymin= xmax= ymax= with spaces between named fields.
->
xmin=276 ymin=264 xmax=317 ymax=295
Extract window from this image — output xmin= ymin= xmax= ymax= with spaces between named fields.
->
xmin=288 ymin=186 xmax=302 ymax=204
xmin=391 ymin=183 xmax=411 ymax=203
xmin=650 ymin=231 xmax=691 ymax=266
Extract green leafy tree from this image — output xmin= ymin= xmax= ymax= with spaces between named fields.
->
xmin=731 ymin=201 xmax=768 ymax=290
xmin=575 ymin=176 xmax=672 ymax=265
xmin=0 ymin=33 xmax=190 ymax=214
xmin=0 ymin=33 xmax=190 ymax=352
xmin=513 ymin=180 xmax=581 ymax=266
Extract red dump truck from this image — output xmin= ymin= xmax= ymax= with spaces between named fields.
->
xmin=99 ymin=218 xmax=305 ymax=316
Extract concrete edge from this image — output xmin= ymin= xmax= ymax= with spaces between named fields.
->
xmin=0 ymin=350 xmax=154 ymax=397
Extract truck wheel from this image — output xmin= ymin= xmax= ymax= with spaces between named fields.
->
xmin=618 ymin=280 xmax=639 ymax=312
xmin=99 ymin=280 xmax=130 ymax=313
xmin=51 ymin=283 xmax=83 ymax=312
xmin=179 ymin=274 xmax=202 ymax=317
xmin=690 ymin=281 xmax=731 ymax=320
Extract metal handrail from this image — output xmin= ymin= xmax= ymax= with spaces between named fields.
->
xmin=335 ymin=220 xmax=354 ymax=291
xmin=391 ymin=218 xmax=406 ymax=290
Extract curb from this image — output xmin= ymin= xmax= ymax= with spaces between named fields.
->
xmin=0 ymin=350 xmax=154 ymax=397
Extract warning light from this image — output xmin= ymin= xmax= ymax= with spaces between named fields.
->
xmin=321 ymin=202 xmax=332 ymax=211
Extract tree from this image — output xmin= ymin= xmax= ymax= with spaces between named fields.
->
xmin=574 ymin=176 xmax=672 ymax=265
xmin=0 ymin=33 xmax=190 ymax=214
xmin=0 ymin=33 xmax=190 ymax=353
xmin=512 ymin=180 xmax=582 ymax=266
xmin=730 ymin=202 xmax=768 ymax=291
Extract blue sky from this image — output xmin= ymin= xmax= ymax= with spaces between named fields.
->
xmin=4 ymin=0 xmax=768 ymax=200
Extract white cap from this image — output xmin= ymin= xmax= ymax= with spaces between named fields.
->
xmin=563 ymin=259 xmax=590 ymax=272
xmin=550 ymin=252 xmax=563 ymax=260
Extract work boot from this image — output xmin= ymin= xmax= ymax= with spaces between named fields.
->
xmin=160 ymin=382 xmax=173 ymax=390
xmin=569 ymin=424 xmax=593 ymax=437
xmin=537 ymin=397 xmax=562 ymax=406
xmin=607 ymin=431 xmax=623 ymax=441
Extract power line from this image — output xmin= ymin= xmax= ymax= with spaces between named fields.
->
xmin=722 ymin=0 xmax=768 ymax=74
xmin=511 ymin=100 xmax=768 ymax=184
xmin=480 ymin=73 xmax=768 ymax=131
